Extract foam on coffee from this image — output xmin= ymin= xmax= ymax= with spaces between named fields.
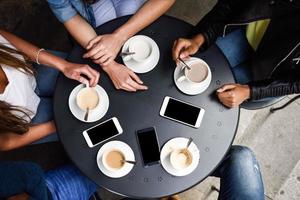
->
xmin=170 ymin=149 xmax=193 ymax=170
xmin=76 ymin=88 xmax=99 ymax=110
xmin=105 ymin=150 xmax=125 ymax=170
xmin=186 ymin=62 xmax=208 ymax=83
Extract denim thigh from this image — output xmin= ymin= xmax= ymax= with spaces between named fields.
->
xmin=216 ymin=29 xmax=254 ymax=84
xmin=45 ymin=165 xmax=97 ymax=200
xmin=0 ymin=162 xmax=50 ymax=200
xmin=212 ymin=146 xmax=264 ymax=200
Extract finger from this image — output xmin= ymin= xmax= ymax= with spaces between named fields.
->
xmin=172 ymin=39 xmax=184 ymax=61
xmin=127 ymin=78 xmax=148 ymax=90
xmin=86 ymin=67 xmax=99 ymax=86
xmin=172 ymin=39 xmax=189 ymax=61
xmin=180 ymin=48 xmax=192 ymax=59
xmin=83 ymin=44 xmax=104 ymax=58
xmin=98 ymin=54 xmax=111 ymax=65
xmin=74 ymin=73 xmax=88 ymax=85
xmin=219 ymin=98 xmax=233 ymax=108
xmin=217 ymin=84 xmax=236 ymax=92
xmin=129 ymin=71 xmax=143 ymax=84
xmin=89 ymin=50 xmax=106 ymax=60
xmin=120 ymin=83 xmax=136 ymax=92
xmin=86 ymin=36 xmax=102 ymax=50
xmin=218 ymin=90 xmax=235 ymax=99
xmin=102 ymin=56 xmax=113 ymax=66
xmin=78 ymin=67 xmax=95 ymax=85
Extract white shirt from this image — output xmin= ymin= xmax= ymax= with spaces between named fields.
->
xmin=0 ymin=34 xmax=40 ymax=120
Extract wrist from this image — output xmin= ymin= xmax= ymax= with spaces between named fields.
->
xmin=192 ymin=34 xmax=205 ymax=49
xmin=113 ymin=28 xmax=130 ymax=45
xmin=101 ymin=61 xmax=115 ymax=73
xmin=242 ymin=85 xmax=251 ymax=100
xmin=56 ymin=60 xmax=69 ymax=73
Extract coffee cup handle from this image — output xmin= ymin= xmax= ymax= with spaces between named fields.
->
xmin=177 ymin=75 xmax=186 ymax=82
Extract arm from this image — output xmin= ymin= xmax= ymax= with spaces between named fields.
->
xmin=249 ymin=78 xmax=300 ymax=100
xmin=215 ymin=78 xmax=300 ymax=108
xmin=0 ymin=121 xmax=55 ymax=151
xmin=84 ymin=0 xmax=176 ymax=65
xmin=64 ymin=14 xmax=97 ymax=48
xmin=172 ymin=0 xmax=243 ymax=60
xmin=0 ymin=29 xmax=99 ymax=86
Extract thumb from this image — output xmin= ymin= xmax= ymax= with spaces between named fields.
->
xmin=217 ymin=84 xmax=236 ymax=92
xmin=179 ymin=50 xmax=190 ymax=59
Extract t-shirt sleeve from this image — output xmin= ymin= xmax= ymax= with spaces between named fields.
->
xmin=46 ymin=0 xmax=78 ymax=23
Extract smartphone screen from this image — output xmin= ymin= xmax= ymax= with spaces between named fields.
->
xmin=86 ymin=119 xmax=120 ymax=146
xmin=137 ymin=127 xmax=160 ymax=167
xmin=164 ymin=98 xmax=201 ymax=126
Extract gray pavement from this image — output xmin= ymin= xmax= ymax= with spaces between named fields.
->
xmin=0 ymin=0 xmax=299 ymax=199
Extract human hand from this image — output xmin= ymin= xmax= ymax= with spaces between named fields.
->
xmin=62 ymin=62 xmax=100 ymax=87
xmin=83 ymin=32 xmax=126 ymax=66
xmin=216 ymin=84 xmax=250 ymax=108
xmin=103 ymin=61 xmax=148 ymax=92
xmin=172 ymin=34 xmax=205 ymax=62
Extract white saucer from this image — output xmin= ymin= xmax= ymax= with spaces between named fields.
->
xmin=160 ymin=137 xmax=200 ymax=177
xmin=121 ymin=35 xmax=160 ymax=74
xmin=68 ymin=84 xmax=109 ymax=123
xmin=174 ymin=57 xmax=212 ymax=95
xmin=96 ymin=141 xmax=135 ymax=178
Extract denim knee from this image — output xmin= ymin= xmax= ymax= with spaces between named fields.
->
xmin=228 ymin=146 xmax=264 ymax=200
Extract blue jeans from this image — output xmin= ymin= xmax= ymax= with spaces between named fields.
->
xmin=124 ymin=146 xmax=264 ymax=200
xmin=212 ymin=146 xmax=264 ymax=200
xmin=31 ymin=51 xmax=67 ymax=144
xmin=0 ymin=162 xmax=96 ymax=200
xmin=216 ymin=29 xmax=276 ymax=102
xmin=216 ymin=29 xmax=254 ymax=84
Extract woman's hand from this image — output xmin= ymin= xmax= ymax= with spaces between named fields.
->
xmin=61 ymin=62 xmax=100 ymax=87
xmin=103 ymin=61 xmax=148 ymax=92
xmin=172 ymin=34 xmax=205 ymax=61
xmin=83 ymin=32 xmax=126 ymax=66
xmin=216 ymin=84 xmax=251 ymax=108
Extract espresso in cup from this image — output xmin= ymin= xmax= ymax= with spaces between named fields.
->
xmin=129 ymin=39 xmax=152 ymax=62
xmin=103 ymin=150 xmax=125 ymax=171
xmin=76 ymin=87 xmax=99 ymax=110
xmin=170 ymin=148 xmax=193 ymax=170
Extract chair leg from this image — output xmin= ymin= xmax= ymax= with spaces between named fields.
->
xmin=270 ymin=95 xmax=300 ymax=113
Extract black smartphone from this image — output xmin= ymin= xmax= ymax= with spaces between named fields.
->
xmin=136 ymin=127 xmax=160 ymax=167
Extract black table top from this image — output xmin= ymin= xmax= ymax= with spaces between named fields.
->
xmin=54 ymin=15 xmax=239 ymax=199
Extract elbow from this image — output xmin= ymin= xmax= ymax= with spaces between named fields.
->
xmin=0 ymin=137 xmax=15 ymax=151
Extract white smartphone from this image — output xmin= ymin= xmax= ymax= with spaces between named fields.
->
xmin=82 ymin=117 xmax=123 ymax=148
xmin=160 ymin=96 xmax=205 ymax=128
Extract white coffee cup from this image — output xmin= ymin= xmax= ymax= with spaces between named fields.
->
xmin=128 ymin=39 xmax=152 ymax=63
xmin=170 ymin=148 xmax=193 ymax=170
xmin=76 ymin=87 xmax=100 ymax=111
xmin=176 ymin=59 xmax=209 ymax=84
xmin=102 ymin=149 xmax=126 ymax=172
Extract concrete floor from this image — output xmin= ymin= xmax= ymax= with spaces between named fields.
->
xmin=0 ymin=0 xmax=299 ymax=199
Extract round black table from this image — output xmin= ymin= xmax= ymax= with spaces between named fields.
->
xmin=54 ymin=15 xmax=239 ymax=199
